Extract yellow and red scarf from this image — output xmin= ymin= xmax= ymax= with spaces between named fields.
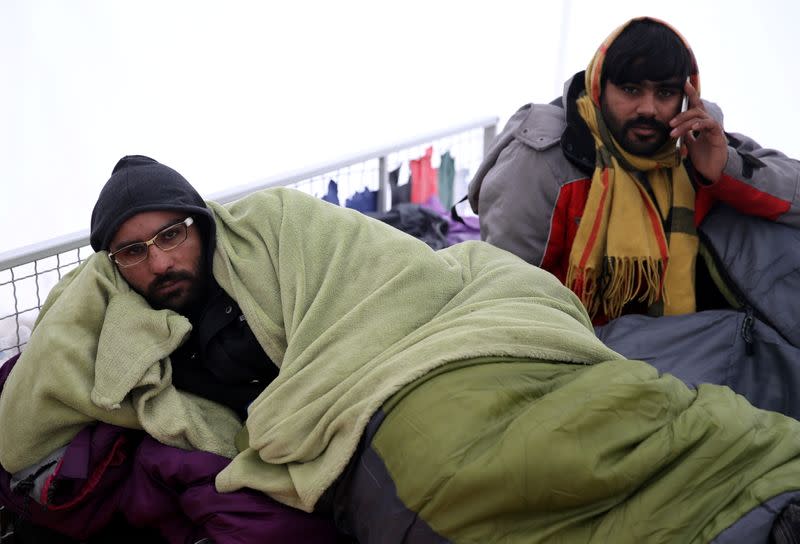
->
xmin=566 ymin=17 xmax=700 ymax=320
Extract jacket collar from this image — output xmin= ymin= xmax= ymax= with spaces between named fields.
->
xmin=560 ymin=71 xmax=597 ymax=176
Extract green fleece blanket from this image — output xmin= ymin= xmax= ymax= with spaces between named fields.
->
xmin=0 ymin=188 xmax=620 ymax=512
xmin=208 ymin=189 xmax=620 ymax=511
xmin=0 ymin=255 xmax=242 ymax=472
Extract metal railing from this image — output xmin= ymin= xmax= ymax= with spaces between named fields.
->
xmin=0 ymin=117 xmax=497 ymax=362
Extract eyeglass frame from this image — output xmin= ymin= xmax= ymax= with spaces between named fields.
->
xmin=108 ymin=216 xmax=195 ymax=268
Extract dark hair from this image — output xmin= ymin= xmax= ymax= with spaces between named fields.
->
xmin=602 ymin=19 xmax=693 ymax=86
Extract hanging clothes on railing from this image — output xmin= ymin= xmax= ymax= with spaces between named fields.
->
xmin=437 ymin=151 xmax=455 ymax=210
xmin=424 ymin=196 xmax=481 ymax=246
xmin=368 ymin=204 xmax=449 ymax=250
xmin=317 ymin=148 xmax=477 ymax=245
xmin=321 ymin=180 xmax=340 ymax=205
xmin=389 ymin=166 xmax=410 ymax=206
xmin=345 ymin=188 xmax=378 ymax=213
xmin=410 ymin=147 xmax=438 ymax=205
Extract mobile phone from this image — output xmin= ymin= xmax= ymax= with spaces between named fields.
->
xmin=677 ymin=80 xmax=689 ymax=148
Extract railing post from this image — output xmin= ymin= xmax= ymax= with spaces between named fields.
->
xmin=377 ymin=156 xmax=390 ymax=212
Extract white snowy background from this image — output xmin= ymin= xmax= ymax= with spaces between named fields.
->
xmin=2 ymin=0 xmax=799 ymax=357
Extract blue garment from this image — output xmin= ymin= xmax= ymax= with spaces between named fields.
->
xmin=345 ymin=188 xmax=378 ymax=213
xmin=321 ymin=180 xmax=340 ymax=206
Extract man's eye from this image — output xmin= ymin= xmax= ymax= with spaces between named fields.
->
xmin=120 ymin=245 xmax=146 ymax=257
xmin=621 ymin=86 xmax=639 ymax=95
xmin=160 ymin=227 xmax=180 ymax=241
xmin=658 ymin=89 xmax=678 ymax=98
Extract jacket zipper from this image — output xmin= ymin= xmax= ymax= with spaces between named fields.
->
xmin=697 ymin=228 xmax=764 ymax=356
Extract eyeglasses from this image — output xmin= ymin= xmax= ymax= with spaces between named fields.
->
xmin=108 ymin=217 xmax=195 ymax=268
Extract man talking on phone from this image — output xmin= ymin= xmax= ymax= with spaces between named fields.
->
xmin=471 ymin=16 xmax=799 ymax=323
xmin=469 ymin=18 xmax=800 ymax=422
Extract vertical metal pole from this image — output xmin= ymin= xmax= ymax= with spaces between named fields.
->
xmin=10 ymin=267 xmax=21 ymax=356
xmin=377 ymin=156 xmax=390 ymax=212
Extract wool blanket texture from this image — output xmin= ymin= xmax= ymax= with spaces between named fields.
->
xmin=208 ymin=189 xmax=619 ymax=511
xmin=0 ymin=188 xmax=619 ymax=514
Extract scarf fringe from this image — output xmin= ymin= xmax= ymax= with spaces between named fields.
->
xmin=567 ymin=258 xmax=666 ymax=319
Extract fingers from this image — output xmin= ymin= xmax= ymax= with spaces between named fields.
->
xmin=670 ymin=80 xmax=704 ymax=129
xmin=683 ymin=79 xmax=701 ymax=109
xmin=670 ymin=86 xmax=721 ymax=139
xmin=670 ymin=117 xmax=718 ymax=139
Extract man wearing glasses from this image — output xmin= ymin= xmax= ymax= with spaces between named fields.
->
xmin=92 ymin=155 xmax=278 ymax=422
xmin=107 ymin=216 xmax=197 ymax=311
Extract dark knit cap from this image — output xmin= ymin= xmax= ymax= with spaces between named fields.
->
xmin=90 ymin=155 xmax=215 ymax=253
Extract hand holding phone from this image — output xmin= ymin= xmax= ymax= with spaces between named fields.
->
xmin=670 ymin=79 xmax=728 ymax=181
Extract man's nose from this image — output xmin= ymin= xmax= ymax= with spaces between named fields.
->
xmin=635 ymin=92 xmax=657 ymax=117
xmin=146 ymin=245 xmax=174 ymax=274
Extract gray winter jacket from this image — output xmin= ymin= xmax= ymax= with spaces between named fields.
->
xmin=469 ymin=73 xmax=800 ymax=420
xmin=469 ymin=74 xmax=800 ymax=270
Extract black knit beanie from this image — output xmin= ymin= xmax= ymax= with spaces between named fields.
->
xmin=90 ymin=155 xmax=216 ymax=254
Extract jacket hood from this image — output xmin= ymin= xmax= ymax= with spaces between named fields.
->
xmin=90 ymin=155 xmax=216 ymax=257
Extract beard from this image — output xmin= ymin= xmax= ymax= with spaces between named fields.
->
xmin=600 ymin=101 xmax=673 ymax=156
xmin=144 ymin=256 xmax=207 ymax=314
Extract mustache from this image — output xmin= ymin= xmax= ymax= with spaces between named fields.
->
xmin=148 ymin=270 xmax=194 ymax=293
xmin=623 ymin=117 xmax=668 ymax=133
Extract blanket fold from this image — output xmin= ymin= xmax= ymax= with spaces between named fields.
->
xmin=0 ymin=188 xmax=620 ymax=512
xmin=208 ymin=189 xmax=620 ymax=511
xmin=0 ymin=253 xmax=241 ymax=473
xmin=342 ymin=358 xmax=800 ymax=543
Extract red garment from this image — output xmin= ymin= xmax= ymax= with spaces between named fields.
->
xmin=540 ymin=173 xmax=791 ymax=292
xmin=536 ymin=173 xmax=791 ymax=326
xmin=410 ymin=147 xmax=438 ymax=204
